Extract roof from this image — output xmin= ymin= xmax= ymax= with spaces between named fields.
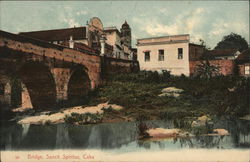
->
xmin=206 ymin=49 xmax=239 ymax=57
xmin=137 ymin=34 xmax=190 ymax=41
xmin=189 ymin=43 xmax=205 ymax=47
xmin=19 ymin=27 xmax=86 ymax=42
xmin=0 ymin=30 xmax=97 ymax=56
xmin=122 ymin=20 xmax=130 ymax=28
xmin=103 ymin=27 xmax=121 ymax=36
xmin=137 ymin=34 xmax=190 ymax=46
xmin=237 ymin=48 xmax=250 ymax=61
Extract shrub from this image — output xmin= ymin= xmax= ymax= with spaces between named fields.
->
xmin=64 ymin=113 xmax=103 ymax=125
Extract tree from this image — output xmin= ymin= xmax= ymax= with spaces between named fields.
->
xmin=196 ymin=60 xmax=220 ymax=80
xmin=214 ymin=33 xmax=248 ymax=52
xmin=199 ymin=39 xmax=211 ymax=50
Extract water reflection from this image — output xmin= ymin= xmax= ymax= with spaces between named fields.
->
xmin=0 ymin=119 xmax=249 ymax=150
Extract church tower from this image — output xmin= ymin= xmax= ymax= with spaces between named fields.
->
xmin=120 ymin=20 xmax=131 ymax=48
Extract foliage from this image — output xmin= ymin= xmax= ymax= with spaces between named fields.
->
xmin=109 ymin=70 xmax=171 ymax=84
xmin=64 ymin=112 xmax=103 ymax=125
xmin=88 ymin=71 xmax=249 ymax=120
xmin=195 ymin=60 xmax=220 ymax=80
xmin=198 ymin=39 xmax=211 ymax=50
xmin=214 ymin=33 xmax=248 ymax=52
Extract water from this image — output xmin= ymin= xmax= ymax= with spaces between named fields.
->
xmin=0 ymin=118 xmax=249 ymax=151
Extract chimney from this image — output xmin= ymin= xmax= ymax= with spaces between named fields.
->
xmin=100 ymin=34 xmax=106 ymax=56
xmin=69 ymin=35 xmax=74 ymax=49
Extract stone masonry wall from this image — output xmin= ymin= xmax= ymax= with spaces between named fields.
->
xmin=101 ymin=56 xmax=140 ymax=78
xmin=0 ymin=31 xmax=102 ymax=89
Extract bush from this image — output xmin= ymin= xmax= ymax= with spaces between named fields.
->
xmin=64 ymin=112 xmax=103 ymax=125
xmin=88 ymin=71 xmax=249 ymax=119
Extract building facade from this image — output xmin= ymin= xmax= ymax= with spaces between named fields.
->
xmin=103 ymin=21 xmax=134 ymax=60
xmin=19 ymin=17 xmax=135 ymax=60
xmin=137 ymin=34 xmax=204 ymax=76
xmin=236 ymin=48 xmax=250 ymax=77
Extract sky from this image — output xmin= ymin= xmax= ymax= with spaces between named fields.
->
xmin=0 ymin=1 xmax=249 ymax=48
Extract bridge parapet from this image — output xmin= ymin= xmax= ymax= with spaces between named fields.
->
xmin=0 ymin=30 xmax=139 ymax=110
xmin=0 ymin=30 xmax=102 ymax=89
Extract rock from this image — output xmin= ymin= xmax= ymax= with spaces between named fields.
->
xmin=239 ymin=114 xmax=250 ymax=121
xmin=109 ymin=104 xmax=123 ymax=111
xmin=213 ymin=129 xmax=229 ymax=136
xmin=206 ymin=129 xmax=229 ymax=136
xmin=191 ymin=115 xmax=211 ymax=127
xmin=97 ymin=102 xmax=123 ymax=111
xmin=159 ymin=87 xmax=184 ymax=98
xmin=97 ymin=102 xmax=109 ymax=109
xmin=158 ymin=93 xmax=180 ymax=97
xmin=18 ymin=102 xmax=123 ymax=125
xmin=146 ymin=128 xmax=181 ymax=138
xmin=198 ymin=115 xmax=211 ymax=122
xmin=228 ymin=87 xmax=236 ymax=92
xmin=161 ymin=87 xmax=184 ymax=93
xmin=12 ymin=107 xmax=33 ymax=112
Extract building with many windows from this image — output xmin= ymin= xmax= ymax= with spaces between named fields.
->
xmin=136 ymin=34 xmax=204 ymax=76
xmin=19 ymin=17 xmax=135 ymax=60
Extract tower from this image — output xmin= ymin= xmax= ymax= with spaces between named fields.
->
xmin=120 ymin=20 xmax=131 ymax=48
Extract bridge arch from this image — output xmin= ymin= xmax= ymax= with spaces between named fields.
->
xmin=67 ymin=66 xmax=91 ymax=106
xmin=17 ymin=62 xmax=57 ymax=109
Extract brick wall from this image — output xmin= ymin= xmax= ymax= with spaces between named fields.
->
xmin=189 ymin=60 xmax=235 ymax=76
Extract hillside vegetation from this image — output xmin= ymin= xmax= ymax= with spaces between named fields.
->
xmin=87 ymin=71 xmax=250 ymax=121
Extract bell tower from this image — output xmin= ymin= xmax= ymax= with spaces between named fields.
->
xmin=120 ymin=20 xmax=131 ymax=48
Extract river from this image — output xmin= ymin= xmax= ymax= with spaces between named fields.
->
xmin=0 ymin=118 xmax=249 ymax=161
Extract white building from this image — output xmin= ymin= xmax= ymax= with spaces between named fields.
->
xmin=136 ymin=34 xmax=204 ymax=76
xmin=103 ymin=27 xmax=124 ymax=58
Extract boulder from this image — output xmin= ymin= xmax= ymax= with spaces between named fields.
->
xmin=239 ymin=114 xmax=250 ymax=121
xmin=158 ymin=87 xmax=184 ymax=98
xmin=213 ymin=129 xmax=229 ymax=136
xmin=191 ymin=115 xmax=211 ymax=127
xmin=158 ymin=93 xmax=180 ymax=97
xmin=146 ymin=128 xmax=181 ymax=138
xmin=161 ymin=87 xmax=184 ymax=93
xmin=18 ymin=102 xmax=123 ymax=125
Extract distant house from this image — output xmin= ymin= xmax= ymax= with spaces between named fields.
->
xmin=136 ymin=34 xmax=204 ymax=76
xmin=236 ymin=48 xmax=250 ymax=77
xmin=205 ymin=49 xmax=241 ymax=60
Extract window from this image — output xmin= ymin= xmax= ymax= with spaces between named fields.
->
xmin=178 ymin=48 xmax=183 ymax=59
xmin=245 ymin=65 xmax=250 ymax=75
xmin=144 ymin=51 xmax=150 ymax=62
xmin=158 ymin=50 xmax=164 ymax=61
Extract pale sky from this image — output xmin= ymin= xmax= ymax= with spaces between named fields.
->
xmin=0 ymin=1 xmax=249 ymax=48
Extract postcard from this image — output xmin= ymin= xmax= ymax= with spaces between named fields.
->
xmin=0 ymin=1 xmax=249 ymax=162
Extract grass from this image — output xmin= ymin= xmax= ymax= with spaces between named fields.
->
xmin=64 ymin=112 xmax=103 ymax=125
xmin=87 ymin=71 xmax=250 ymax=121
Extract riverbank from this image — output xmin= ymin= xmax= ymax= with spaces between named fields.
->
xmin=88 ymin=71 xmax=249 ymax=121
xmin=5 ymin=71 xmax=250 ymax=125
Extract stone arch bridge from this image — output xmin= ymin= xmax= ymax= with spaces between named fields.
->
xmin=0 ymin=30 xmax=104 ymax=110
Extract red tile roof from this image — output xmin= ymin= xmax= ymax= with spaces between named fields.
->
xmin=206 ymin=49 xmax=238 ymax=57
xmin=19 ymin=27 xmax=86 ymax=42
